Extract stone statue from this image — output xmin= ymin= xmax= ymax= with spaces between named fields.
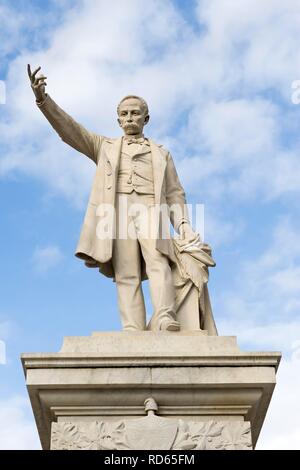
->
xmin=28 ymin=64 xmax=216 ymax=334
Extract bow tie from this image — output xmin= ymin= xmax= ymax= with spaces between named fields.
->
xmin=125 ymin=137 xmax=149 ymax=146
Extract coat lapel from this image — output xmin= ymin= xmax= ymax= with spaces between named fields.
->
xmin=149 ymin=139 xmax=167 ymax=204
xmin=104 ymin=137 xmax=123 ymax=173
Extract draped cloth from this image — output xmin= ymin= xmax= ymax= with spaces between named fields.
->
xmin=171 ymin=234 xmax=218 ymax=335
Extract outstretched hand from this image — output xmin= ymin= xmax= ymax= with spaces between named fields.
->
xmin=27 ymin=64 xmax=47 ymax=102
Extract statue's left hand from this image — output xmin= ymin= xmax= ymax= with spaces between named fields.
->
xmin=179 ymin=222 xmax=196 ymax=239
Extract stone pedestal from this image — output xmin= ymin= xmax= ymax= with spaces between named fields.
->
xmin=21 ymin=331 xmax=280 ymax=450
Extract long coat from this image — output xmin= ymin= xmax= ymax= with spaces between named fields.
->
xmin=38 ymin=95 xmax=189 ymax=278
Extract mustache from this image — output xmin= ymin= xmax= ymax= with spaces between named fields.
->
xmin=123 ymin=122 xmax=140 ymax=129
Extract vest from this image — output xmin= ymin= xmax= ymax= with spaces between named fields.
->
xmin=116 ymin=139 xmax=155 ymax=194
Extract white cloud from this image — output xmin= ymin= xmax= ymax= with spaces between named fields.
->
xmin=214 ymin=218 xmax=300 ymax=330
xmin=0 ymin=396 xmax=40 ymax=450
xmin=0 ymin=320 xmax=12 ymax=341
xmin=0 ymin=4 xmax=28 ymax=58
xmin=0 ymin=321 xmax=12 ymax=364
xmin=196 ymin=0 xmax=300 ymax=97
xmin=220 ymin=320 xmax=300 ymax=355
xmin=201 ymin=210 xmax=245 ymax=248
xmin=176 ymin=98 xmax=280 ymax=200
xmin=32 ymin=245 xmax=64 ymax=273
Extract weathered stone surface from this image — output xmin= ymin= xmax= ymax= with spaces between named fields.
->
xmin=21 ymin=332 xmax=280 ymax=450
xmin=51 ymin=418 xmax=252 ymax=450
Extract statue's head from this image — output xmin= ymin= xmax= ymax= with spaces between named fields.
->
xmin=117 ymin=95 xmax=149 ymax=136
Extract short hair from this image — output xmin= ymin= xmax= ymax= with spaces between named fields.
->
xmin=117 ymin=95 xmax=149 ymax=116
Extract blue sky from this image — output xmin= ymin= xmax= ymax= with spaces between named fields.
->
xmin=1 ymin=0 xmax=300 ymax=449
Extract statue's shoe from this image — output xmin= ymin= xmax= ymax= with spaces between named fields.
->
xmin=159 ymin=319 xmax=180 ymax=332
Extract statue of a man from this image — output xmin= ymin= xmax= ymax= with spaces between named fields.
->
xmin=28 ymin=65 xmax=196 ymax=332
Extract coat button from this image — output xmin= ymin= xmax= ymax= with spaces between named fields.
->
xmin=107 ymin=185 xmax=112 ymax=190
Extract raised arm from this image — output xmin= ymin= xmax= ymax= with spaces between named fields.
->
xmin=27 ymin=64 xmax=101 ymax=163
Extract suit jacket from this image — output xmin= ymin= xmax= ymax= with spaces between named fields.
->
xmin=37 ymin=95 xmax=189 ymax=278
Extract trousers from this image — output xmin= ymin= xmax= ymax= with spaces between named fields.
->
xmin=112 ymin=191 xmax=176 ymax=331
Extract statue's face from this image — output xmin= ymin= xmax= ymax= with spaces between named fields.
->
xmin=118 ymin=98 xmax=149 ymax=136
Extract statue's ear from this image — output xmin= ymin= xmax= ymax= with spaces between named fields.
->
xmin=117 ymin=118 xmax=122 ymax=127
xmin=144 ymin=114 xmax=150 ymax=125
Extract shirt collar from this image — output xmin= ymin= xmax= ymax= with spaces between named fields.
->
xmin=124 ymin=136 xmax=150 ymax=146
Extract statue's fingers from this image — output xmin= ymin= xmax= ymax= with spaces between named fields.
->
xmin=33 ymin=76 xmax=46 ymax=86
xmin=32 ymin=83 xmax=43 ymax=90
xmin=36 ymin=75 xmax=47 ymax=82
xmin=27 ymin=64 xmax=32 ymax=79
xmin=31 ymin=66 xmax=41 ymax=79
xmin=36 ymin=81 xmax=47 ymax=88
